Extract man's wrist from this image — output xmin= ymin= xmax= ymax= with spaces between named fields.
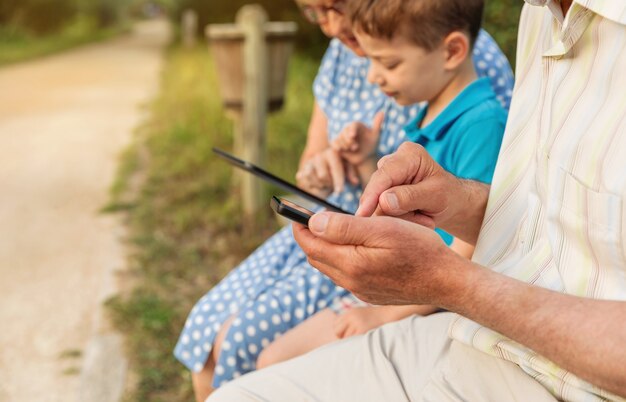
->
xmin=441 ymin=178 xmax=490 ymax=245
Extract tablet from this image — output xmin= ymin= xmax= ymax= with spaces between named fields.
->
xmin=213 ymin=147 xmax=350 ymax=214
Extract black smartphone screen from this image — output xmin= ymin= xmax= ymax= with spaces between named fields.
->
xmin=270 ymin=196 xmax=315 ymax=226
xmin=213 ymin=147 xmax=349 ymax=214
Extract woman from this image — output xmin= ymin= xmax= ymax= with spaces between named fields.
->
xmin=175 ymin=1 xmax=514 ymax=400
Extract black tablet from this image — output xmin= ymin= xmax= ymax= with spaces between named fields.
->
xmin=213 ymin=147 xmax=350 ymax=214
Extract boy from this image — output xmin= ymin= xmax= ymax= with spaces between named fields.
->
xmin=255 ymin=0 xmax=507 ymax=368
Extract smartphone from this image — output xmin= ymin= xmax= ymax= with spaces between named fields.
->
xmin=270 ymin=196 xmax=316 ymax=226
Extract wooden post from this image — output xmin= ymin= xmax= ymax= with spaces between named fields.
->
xmin=206 ymin=9 xmax=297 ymax=225
xmin=236 ymin=5 xmax=269 ymax=219
xmin=182 ymin=9 xmax=198 ymax=48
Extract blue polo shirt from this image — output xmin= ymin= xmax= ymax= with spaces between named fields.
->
xmin=403 ymin=77 xmax=508 ymax=244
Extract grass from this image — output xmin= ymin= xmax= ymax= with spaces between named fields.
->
xmin=0 ymin=16 xmax=129 ymax=66
xmin=104 ymin=43 xmax=317 ymax=401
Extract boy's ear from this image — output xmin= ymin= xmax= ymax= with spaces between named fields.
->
xmin=442 ymin=31 xmax=470 ymax=70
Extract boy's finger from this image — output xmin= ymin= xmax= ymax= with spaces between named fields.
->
xmin=372 ymin=111 xmax=385 ymax=136
xmin=326 ymin=151 xmax=345 ymax=194
xmin=345 ymin=163 xmax=360 ymax=185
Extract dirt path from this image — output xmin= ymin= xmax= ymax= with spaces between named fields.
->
xmin=0 ymin=20 xmax=169 ymax=402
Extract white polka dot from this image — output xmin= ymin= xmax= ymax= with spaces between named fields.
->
xmin=193 ymin=346 xmax=202 ymax=356
xmin=215 ymin=303 xmax=225 ymax=312
xmin=296 ymin=292 xmax=305 ymax=302
xmin=203 ymin=342 xmax=211 ymax=352
xmin=271 ymin=314 xmax=281 ymax=325
xmin=283 ymin=295 xmax=292 ymax=306
xmin=234 ymin=332 xmax=244 ymax=342
xmin=238 ymin=348 xmax=247 ymax=359
xmin=181 ymin=351 xmax=191 ymax=360
xmin=201 ymin=303 xmax=210 ymax=311
xmin=222 ymin=340 xmax=231 ymax=351
xmin=194 ymin=315 xmax=204 ymax=325
xmin=321 ymin=285 xmax=330 ymax=294
xmin=259 ymin=320 xmax=269 ymax=331
xmin=233 ymin=318 xmax=242 ymax=327
xmin=194 ymin=362 xmax=204 ymax=371
xmin=261 ymin=338 xmax=270 ymax=347
xmin=295 ymin=308 xmax=304 ymax=319
xmin=246 ymin=326 xmax=256 ymax=337
xmin=307 ymin=305 xmax=315 ymax=315
xmin=317 ymin=300 xmax=327 ymax=309
xmin=203 ymin=327 xmax=212 ymax=337
xmin=192 ymin=330 xmax=201 ymax=340
xmin=245 ymin=311 xmax=255 ymax=320
xmin=181 ymin=335 xmax=190 ymax=345
xmin=233 ymin=371 xmax=242 ymax=378
xmin=226 ymin=356 xmax=236 ymax=367
xmin=215 ymin=365 xmax=225 ymax=375
xmin=248 ymin=344 xmax=258 ymax=354
xmin=282 ymin=312 xmax=291 ymax=322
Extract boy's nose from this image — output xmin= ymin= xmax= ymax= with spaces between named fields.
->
xmin=366 ymin=66 xmax=381 ymax=85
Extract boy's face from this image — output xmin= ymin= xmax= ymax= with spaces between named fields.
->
xmin=295 ymin=0 xmax=365 ymax=56
xmin=355 ymin=29 xmax=449 ymax=106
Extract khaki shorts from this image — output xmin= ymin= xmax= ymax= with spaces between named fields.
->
xmin=208 ymin=313 xmax=556 ymax=402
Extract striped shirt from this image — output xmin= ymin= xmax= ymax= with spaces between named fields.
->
xmin=449 ymin=1 xmax=626 ymax=401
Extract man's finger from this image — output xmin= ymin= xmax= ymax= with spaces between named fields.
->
xmin=378 ymin=180 xmax=448 ymax=218
xmin=308 ymin=212 xmax=398 ymax=247
xmin=356 ymin=143 xmax=428 ymax=217
xmin=292 ymin=222 xmax=354 ymax=281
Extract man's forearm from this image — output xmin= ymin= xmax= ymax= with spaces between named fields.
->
xmin=447 ymin=262 xmax=626 ymax=397
xmin=440 ymin=179 xmax=490 ymax=245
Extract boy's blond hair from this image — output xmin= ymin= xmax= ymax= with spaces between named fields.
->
xmin=348 ymin=0 xmax=484 ymax=51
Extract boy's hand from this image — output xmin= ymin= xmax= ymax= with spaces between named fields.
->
xmin=333 ymin=306 xmax=391 ymax=338
xmin=296 ymin=148 xmax=359 ymax=197
xmin=331 ymin=112 xmax=384 ymax=166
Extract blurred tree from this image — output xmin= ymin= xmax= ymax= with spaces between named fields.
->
xmin=169 ymin=0 xmax=524 ymax=66
xmin=1 ymin=0 xmax=134 ymax=36
xmin=483 ymin=0 xmax=524 ymax=65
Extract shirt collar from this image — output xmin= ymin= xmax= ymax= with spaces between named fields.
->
xmin=403 ymin=78 xmax=496 ymax=142
xmin=524 ymin=0 xmax=626 ymax=26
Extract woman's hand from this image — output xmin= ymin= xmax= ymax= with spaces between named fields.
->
xmin=296 ymin=148 xmax=359 ymax=197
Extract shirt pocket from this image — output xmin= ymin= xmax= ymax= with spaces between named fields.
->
xmin=555 ymin=167 xmax=625 ymax=297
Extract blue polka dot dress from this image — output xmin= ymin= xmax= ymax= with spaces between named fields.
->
xmin=174 ymin=29 xmax=514 ymax=387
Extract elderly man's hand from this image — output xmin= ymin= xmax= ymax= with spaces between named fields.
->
xmin=292 ymin=213 xmax=471 ymax=306
xmin=356 ymin=142 xmax=488 ymax=244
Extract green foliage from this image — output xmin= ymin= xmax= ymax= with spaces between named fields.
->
xmin=483 ymin=0 xmax=524 ymax=65
xmin=105 ymin=45 xmax=315 ymax=401
xmin=1 ymin=0 xmax=131 ymax=36
xmin=0 ymin=15 xmax=128 ymax=66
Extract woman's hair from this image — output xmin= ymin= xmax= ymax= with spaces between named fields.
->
xmin=348 ymin=0 xmax=484 ymax=51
